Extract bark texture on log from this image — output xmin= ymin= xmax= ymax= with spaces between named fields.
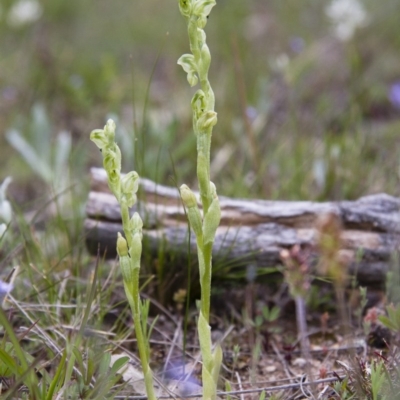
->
xmin=85 ymin=168 xmax=400 ymax=286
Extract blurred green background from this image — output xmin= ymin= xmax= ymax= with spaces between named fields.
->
xmin=1 ymin=0 xmax=400 ymax=206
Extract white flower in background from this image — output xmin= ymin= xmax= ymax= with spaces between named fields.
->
xmin=0 ymin=177 xmax=12 ymax=225
xmin=7 ymin=0 xmax=43 ymax=28
xmin=271 ymin=53 xmax=290 ymax=72
xmin=325 ymin=0 xmax=369 ymax=41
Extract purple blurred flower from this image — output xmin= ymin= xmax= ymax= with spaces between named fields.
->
xmin=0 ymin=280 xmax=13 ymax=304
xmin=389 ymin=81 xmax=400 ymax=110
xmin=246 ymin=106 xmax=258 ymax=122
xmin=290 ymin=36 xmax=305 ymax=53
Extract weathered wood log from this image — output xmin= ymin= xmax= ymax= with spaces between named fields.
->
xmin=85 ymin=167 xmax=400 ymax=286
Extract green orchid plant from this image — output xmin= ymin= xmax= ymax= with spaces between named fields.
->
xmin=177 ymin=1 xmax=222 ymax=399
xmin=90 ymin=120 xmax=157 ymax=400
xmin=90 ymin=1 xmax=221 ymax=399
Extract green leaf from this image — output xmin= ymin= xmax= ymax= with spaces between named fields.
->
xmin=225 ymin=381 xmax=232 ymax=400
xmin=46 ymin=350 xmax=67 ymax=400
xmin=198 ymin=311 xmax=212 ymax=370
xmin=98 ymin=352 xmax=111 ymax=377
xmin=54 ymin=131 xmax=72 ymax=188
xmin=86 ymin=355 xmax=95 ymax=385
xmin=0 ymin=347 xmax=22 ymax=375
xmin=72 ymin=346 xmax=85 ymax=376
xmin=6 ymin=129 xmax=53 ymax=183
xmin=378 ymin=315 xmax=397 ymax=332
xmin=110 ymin=356 xmax=129 ymax=375
xmin=202 ymin=366 xmax=216 ymax=400
xmin=212 ymin=344 xmax=222 ymax=385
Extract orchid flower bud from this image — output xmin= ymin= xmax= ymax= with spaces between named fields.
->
xmin=197 ymin=110 xmax=217 ymax=131
xmin=130 ymin=212 xmax=143 ymax=237
xmin=121 ymin=171 xmax=140 ymax=207
xmin=180 ymin=185 xmax=203 ymax=239
xmin=117 ymin=232 xmax=135 ymax=286
xmin=179 ymin=0 xmax=193 ymax=18
xmin=203 ymin=188 xmax=220 ymax=245
xmin=104 ymin=119 xmax=116 ymax=141
xmin=191 ymin=90 xmax=207 ymax=119
xmin=180 ymin=184 xmax=198 ymax=208
xmin=129 ymin=232 xmax=143 ymax=266
xmin=90 ymin=129 xmax=108 ymax=150
xmin=107 ymin=169 xmax=121 ymax=199
xmin=103 ymin=149 xmax=120 ymax=173
xmin=192 ymin=0 xmax=216 ymax=26
xmin=117 ymin=232 xmax=129 ymax=257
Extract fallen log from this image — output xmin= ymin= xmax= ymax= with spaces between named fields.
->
xmin=85 ymin=167 xmax=400 ymax=287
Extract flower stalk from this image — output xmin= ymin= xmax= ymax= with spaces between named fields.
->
xmin=178 ymin=1 xmax=222 ymax=399
xmin=90 ymin=120 xmax=156 ymax=400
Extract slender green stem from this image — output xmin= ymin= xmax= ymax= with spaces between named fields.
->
xmin=178 ymin=2 xmax=221 ymax=399
xmin=120 ymin=204 xmax=156 ymax=400
xmin=90 ymin=120 xmax=156 ymax=400
xmin=125 ymin=293 xmax=156 ymax=400
xmin=201 ymin=242 xmax=213 ymax=322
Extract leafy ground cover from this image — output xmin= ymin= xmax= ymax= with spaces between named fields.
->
xmin=1 ymin=0 xmax=400 ymax=398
